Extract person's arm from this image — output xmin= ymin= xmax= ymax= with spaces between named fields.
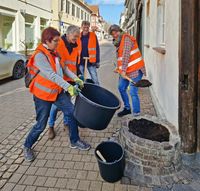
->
xmin=34 ymin=53 xmax=71 ymax=91
xmin=96 ymin=35 xmax=100 ymax=63
xmin=62 ymin=62 xmax=78 ymax=80
xmin=121 ymin=36 xmax=134 ymax=73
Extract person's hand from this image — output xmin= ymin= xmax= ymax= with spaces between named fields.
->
xmin=120 ymin=71 xmax=126 ymax=78
xmin=74 ymin=78 xmax=84 ymax=89
xmin=78 ymin=74 xmax=84 ymax=81
xmin=114 ymin=67 xmax=119 ymax=73
xmin=67 ymin=85 xmax=81 ymax=97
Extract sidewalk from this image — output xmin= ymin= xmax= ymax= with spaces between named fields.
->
xmin=0 ymin=88 xmax=156 ymax=191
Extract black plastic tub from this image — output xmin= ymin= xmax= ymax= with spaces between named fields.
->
xmin=95 ymin=141 xmax=125 ymax=183
xmin=74 ymin=83 xmax=120 ymax=130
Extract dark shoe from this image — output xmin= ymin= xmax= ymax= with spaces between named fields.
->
xmin=117 ymin=108 xmax=131 ymax=117
xmin=48 ymin=127 xmax=56 ymax=140
xmin=24 ymin=147 xmax=35 ymax=162
xmin=70 ymin=140 xmax=91 ymax=151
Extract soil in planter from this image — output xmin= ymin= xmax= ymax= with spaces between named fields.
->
xmin=128 ymin=119 xmax=170 ymax=142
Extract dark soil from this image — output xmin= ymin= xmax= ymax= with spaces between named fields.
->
xmin=128 ymin=119 xmax=170 ymax=142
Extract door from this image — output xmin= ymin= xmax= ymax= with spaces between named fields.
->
xmin=0 ymin=50 xmax=11 ymax=78
xmin=179 ymin=0 xmax=199 ymax=153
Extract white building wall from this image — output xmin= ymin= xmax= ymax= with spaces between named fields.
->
xmin=0 ymin=0 xmax=52 ymax=51
xmin=143 ymin=0 xmax=179 ymax=128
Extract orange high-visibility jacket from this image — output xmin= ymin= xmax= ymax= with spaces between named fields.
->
xmin=117 ymin=34 xmax=145 ymax=74
xmin=56 ymin=38 xmax=79 ymax=82
xmin=78 ymin=32 xmax=97 ymax=64
xmin=28 ymin=44 xmax=63 ymax=101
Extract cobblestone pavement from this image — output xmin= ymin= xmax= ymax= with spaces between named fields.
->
xmin=1 ymin=41 xmax=200 ymax=191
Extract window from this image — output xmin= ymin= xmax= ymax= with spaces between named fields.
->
xmin=145 ymin=0 xmax=150 ymax=46
xmin=81 ymin=10 xmax=84 ymax=20
xmin=61 ymin=0 xmax=65 ymax=12
xmin=76 ymin=7 xmax=80 ymax=18
xmin=157 ymin=0 xmax=165 ymax=46
xmin=66 ymin=0 xmax=70 ymax=14
xmin=85 ymin=12 xmax=87 ymax=20
xmin=72 ymin=4 xmax=75 ymax=16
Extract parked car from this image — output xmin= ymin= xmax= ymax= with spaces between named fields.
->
xmin=0 ymin=48 xmax=27 ymax=80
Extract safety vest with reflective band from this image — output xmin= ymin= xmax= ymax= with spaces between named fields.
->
xmin=117 ymin=34 xmax=145 ymax=74
xmin=27 ymin=44 xmax=63 ymax=101
xmin=78 ymin=32 xmax=97 ymax=64
xmin=56 ymin=38 xmax=79 ymax=82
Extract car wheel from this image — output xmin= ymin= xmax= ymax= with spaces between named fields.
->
xmin=12 ymin=60 xmax=25 ymax=79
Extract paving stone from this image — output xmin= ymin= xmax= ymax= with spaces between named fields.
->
xmin=74 ymin=161 xmax=84 ymax=170
xmin=7 ymin=164 xmax=19 ymax=173
xmin=54 ymin=178 xmax=68 ymax=188
xmin=22 ymin=175 xmax=37 ymax=186
xmin=8 ymin=173 xmax=23 ymax=183
xmin=1 ymin=183 xmax=16 ymax=191
xmin=15 ymin=165 xmax=29 ymax=174
xmin=76 ymin=170 xmax=88 ymax=180
xmin=33 ymin=176 xmax=47 ymax=186
xmin=102 ymin=182 xmax=115 ymax=191
xmin=12 ymin=184 xmax=26 ymax=191
xmin=2 ymin=172 xmax=13 ymax=179
xmin=78 ymin=180 xmax=91 ymax=190
xmin=114 ymin=183 xmax=129 ymax=191
xmin=66 ymin=178 xmax=79 ymax=189
xmin=87 ymin=171 xmax=98 ymax=180
xmin=0 ymin=179 xmax=7 ymax=189
xmin=45 ymin=168 xmax=57 ymax=177
xmin=35 ymin=167 xmax=48 ymax=176
xmin=24 ymin=185 xmax=37 ymax=191
xmin=54 ymin=169 xmax=66 ymax=178
xmin=14 ymin=157 xmax=24 ymax=164
xmin=65 ymin=169 xmax=78 ymax=178
xmin=44 ymin=177 xmax=58 ymax=187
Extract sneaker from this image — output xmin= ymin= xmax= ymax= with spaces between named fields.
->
xmin=24 ymin=147 xmax=35 ymax=162
xmin=117 ymin=108 xmax=131 ymax=117
xmin=70 ymin=140 xmax=91 ymax=151
xmin=48 ymin=127 xmax=56 ymax=140
xmin=133 ymin=113 xmax=140 ymax=117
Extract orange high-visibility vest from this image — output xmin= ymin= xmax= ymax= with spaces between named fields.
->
xmin=56 ymin=38 xmax=79 ymax=82
xmin=117 ymin=34 xmax=145 ymax=74
xmin=28 ymin=44 xmax=63 ymax=101
xmin=78 ymin=32 xmax=97 ymax=64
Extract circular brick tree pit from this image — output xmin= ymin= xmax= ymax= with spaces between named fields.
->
xmin=119 ymin=115 xmax=182 ymax=187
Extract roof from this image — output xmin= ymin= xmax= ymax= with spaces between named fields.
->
xmin=88 ymin=5 xmax=100 ymax=16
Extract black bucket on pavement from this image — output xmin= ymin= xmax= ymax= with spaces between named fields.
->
xmin=74 ymin=83 xmax=120 ymax=130
xmin=95 ymin=141 xmax=125 ymax=183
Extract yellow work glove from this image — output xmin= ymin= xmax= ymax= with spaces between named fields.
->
xmin=74 ymin=78 xmax=84 ymax=89
xmin=67 ymin=85 xmax=81 ymax=97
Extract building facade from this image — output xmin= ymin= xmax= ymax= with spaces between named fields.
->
xmin=51 ymin=0 xmax=92 ymax=34
xmin=89 ymin=5 xmax=104 ymax=40
xmin=0 ymin=0 xmax=52 ymax=52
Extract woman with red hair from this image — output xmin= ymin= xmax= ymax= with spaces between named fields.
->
xmin=24 ymin=27 xmax=90 ymax=162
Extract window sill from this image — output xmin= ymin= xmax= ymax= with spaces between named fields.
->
xmin=152 ymin=46 xmax=166 ymax=54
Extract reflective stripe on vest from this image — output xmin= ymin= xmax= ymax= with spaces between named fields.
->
xmin=34 ymin=82 xmax=58 ymax=94
xmin=119 ymin=57 xmax=143 ymax=70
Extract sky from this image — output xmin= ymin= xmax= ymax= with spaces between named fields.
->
xmin=85 ymin=0 xmax=125 ymax=24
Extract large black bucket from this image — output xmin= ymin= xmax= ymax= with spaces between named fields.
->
xmin=95 ymin=141 xmax=125 ymax=183
xmin=74 ymin=83 xmax=120 ymax=130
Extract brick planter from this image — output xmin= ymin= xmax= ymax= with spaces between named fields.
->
xmin=118 ymin=115 xmax=182 ymax=186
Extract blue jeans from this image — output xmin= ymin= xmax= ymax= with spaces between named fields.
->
xmin=48 ymin=104 xmax=68 ymax=128
xmin=24 ymin=92 xmax=80 ymax=148
xmin=79 ymin=64 xmax=99 ymax=85
xmin=118 ymin=70 xmax=143 ymax=114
